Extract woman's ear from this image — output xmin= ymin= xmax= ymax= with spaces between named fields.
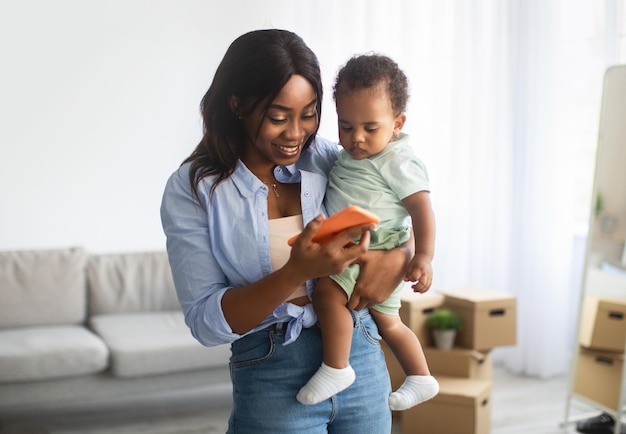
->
xmin=229 ymin=96 xmax=241 ymax=117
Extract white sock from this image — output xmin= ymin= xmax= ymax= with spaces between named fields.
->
xmin=388 ymin=375 xmax=439 ymax=411
xmin=297 ymin=363 xmax=356 ymax=405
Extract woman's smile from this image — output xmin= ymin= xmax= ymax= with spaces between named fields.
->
xmin=274 ymin=142 xmax=302 ymax=157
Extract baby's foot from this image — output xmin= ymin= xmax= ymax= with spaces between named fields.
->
xmin=297 ymin=363 xmax=355 ymax=405
xmin=388 ymin=375 xmax=439 ymax=411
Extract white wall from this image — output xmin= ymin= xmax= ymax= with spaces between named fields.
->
xmin=0 ymin=1 xmax=351 ymax=253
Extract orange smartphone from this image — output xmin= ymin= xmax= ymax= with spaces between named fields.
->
xmin=287 ymin=205 xmax=380 ymax=246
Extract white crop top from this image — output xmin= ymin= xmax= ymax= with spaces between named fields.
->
xmin=268 ymin=214 xmax=308 ymax=301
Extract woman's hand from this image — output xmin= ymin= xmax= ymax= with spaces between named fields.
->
xmin=286 ymin=214 xmax=374 ymax=283
xmin=347 ymin=237 xmax=414 ymax=311
xmin=223 ymin=215 xmax=373 ymax=334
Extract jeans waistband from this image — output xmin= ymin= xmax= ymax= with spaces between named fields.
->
xmin=272 ymin=321 xmax=289 ymax=335
xmin=350 ymin=308 xmax=371 ymax=327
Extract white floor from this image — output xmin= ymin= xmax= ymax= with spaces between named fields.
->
xmin=490 ymin=366 xmax=596 ymax=434
xmin=0 ymin=365 xmax=611 ymax=434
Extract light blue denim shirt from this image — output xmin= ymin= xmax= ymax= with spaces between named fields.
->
xmin=160 ymin=136 xmax=339 ymax=347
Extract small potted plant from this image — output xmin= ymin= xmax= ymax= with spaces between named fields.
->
xmin=426 ymin=308 xmax=462 ymax=350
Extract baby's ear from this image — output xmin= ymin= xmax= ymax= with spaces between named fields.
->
xmin=394 ymin=113 xmax=407 ymax=134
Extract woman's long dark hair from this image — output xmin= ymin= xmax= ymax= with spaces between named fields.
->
xmin=183 ymin=29 xmax=323 ymax=201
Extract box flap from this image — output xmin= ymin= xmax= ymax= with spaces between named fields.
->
xmin=424 ymin=347 xmax=488 ymax=363
xmin=442 ymin=287 xmax=516 ymax=311
xmin=434 ymin=377 xmax=491 ymax=406
xmin=579 ymin=346 xmax=624 ymax=362
xmin=597 ymin=299 xmax=626 ymax=316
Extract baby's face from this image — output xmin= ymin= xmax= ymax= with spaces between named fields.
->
xmin=335 ymin=82 xmax=404 ymax=160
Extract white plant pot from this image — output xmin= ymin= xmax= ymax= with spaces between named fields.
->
xmin=432 ymin=329 xmax=456 ymax=350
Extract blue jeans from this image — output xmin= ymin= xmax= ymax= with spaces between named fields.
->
xmin=227 ymin=309 xmax=392 ymax=434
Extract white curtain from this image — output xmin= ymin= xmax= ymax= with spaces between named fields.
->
xmin=261 ymin=0 xmax=623 ymax=377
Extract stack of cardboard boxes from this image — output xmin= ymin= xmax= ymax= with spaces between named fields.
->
xmin=573 ymin=294 xmax=626 ymax=410
xmin=384 ymin=287 xmax=517 ymax=434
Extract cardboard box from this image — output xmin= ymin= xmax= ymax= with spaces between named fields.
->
xmin=384 ymin=344 xmax=492 ymax=392
xmin=579 ymin=295 xmax=626 ymax=352
xmin=423 ymin=347 xmax=492 ymax=380
xmin=401 ymin=376 xmax=491 ymax=434
xmin=574 ymin=346 xmax=623 ymax=411
xmin=441 ymin=288 xmax=516 ymax=350
xmin=399 ymin=290 xmax=445 ymax=347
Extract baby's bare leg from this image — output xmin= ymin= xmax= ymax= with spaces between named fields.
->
xmin=370 ymin=310 xmax=429 ymax=375
xmin=370 ymin=309 xmax=439 ymax=410
xmin=296 ymin=277 xmax=355 ymax=405
xmin=313 ymin=277 xmax=353 ymax=368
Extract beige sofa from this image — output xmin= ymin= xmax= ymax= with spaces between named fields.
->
xmin=0 ymin=247 xmax=231 ymax=418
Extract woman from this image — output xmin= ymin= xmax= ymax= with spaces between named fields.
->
xmin=160 ymin=29 xmax=412 ymax=433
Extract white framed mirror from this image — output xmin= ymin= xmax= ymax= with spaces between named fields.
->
xmin=563 ymin=64 xmax=626 ymax=430
xmin=584 ymin=65 xmax=626 ymax=298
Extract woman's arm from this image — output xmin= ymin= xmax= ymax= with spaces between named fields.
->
xmin=161 ymin=169 xmax=236 ymax=346
xmin=222 ymin=217 xmax=374 ymax=333
xmin=162 ymin=167 xmax=373 ymax=342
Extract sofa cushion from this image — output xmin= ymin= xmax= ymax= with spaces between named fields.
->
xmin=0 ymin=325 xmax=109 ymax=383
xmin=87 ymin=251 xmax=179 ymax=315
xmin=0 ymin=247 xmax=88 ymax=328
xmin=89 ymin=310 xmax=230 ymax=378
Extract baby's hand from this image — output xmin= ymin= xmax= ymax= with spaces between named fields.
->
xmin=404 ymin=255 xmax=433 ymax=293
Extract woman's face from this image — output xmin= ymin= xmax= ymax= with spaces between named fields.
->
xmin=241 ymin=74 xmax=318 ymax=170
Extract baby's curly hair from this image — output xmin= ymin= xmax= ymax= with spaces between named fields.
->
xmin=333 ymin=53 xmax=409 ymax=116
